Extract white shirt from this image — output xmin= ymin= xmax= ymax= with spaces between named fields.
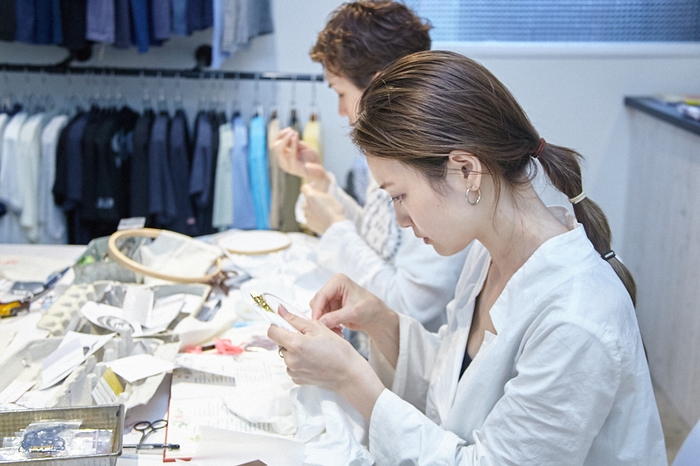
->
xmin=18 ymin=113 xmax=46 ymax=243
xmin=212 ymin=122 xmax=234 ymax=230
xmin=316 ymin=174 xmax=468 ymax=331
xmin=368 ymin=208 xmax=666 ymax=465
xmin=0 ymin=112 xmax=29 ymax=243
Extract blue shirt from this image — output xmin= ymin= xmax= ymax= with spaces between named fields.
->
xmin=248 ymin=114 xmax=270 ymax=229
xmin=230 ymin=114 xmax=256 ymax=230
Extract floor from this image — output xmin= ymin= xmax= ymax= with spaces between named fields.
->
xmin=655 ymin=383 xmax=692 ymax=465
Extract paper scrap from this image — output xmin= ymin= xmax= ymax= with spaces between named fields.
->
xmin=81 ymin=301 xmax=143 ymax=336
xmin=92 ymin=368 xmax=124 ymax=405
xmin=0 ymin=380 xmax=36 ymax=404
xmin=108 ymin=354 xmax=175 ymax=383
xmin=122 ymin=287 xmax=154 ymax=327
xmin=40 ymin=331 xmax=115 ymax=389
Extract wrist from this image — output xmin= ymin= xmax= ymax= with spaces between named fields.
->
xmin=337 ymin=355 xmax=385 ymax=422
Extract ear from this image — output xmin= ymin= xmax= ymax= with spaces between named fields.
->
xmin=448 ymin=150 xmax=483 ymax=189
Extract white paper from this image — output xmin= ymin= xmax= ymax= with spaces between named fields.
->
xmin=194 ymin=426 xmax=304 ymax=466
xmin=164 ymin=395 xmax=278 ymax=461
xmin=174 ymin=351 xmax=286 ymax=384
xmin=107 ymin=354 xmax=175 ymax=383
xmin=148 ymin=294 xmax=186 ymax=328
xmin=40 ymin=331 xmax=115 ymax=389
xmin=14 ymin=384 xmax=61 ymax=409
xmin=80 ymin=301 xmax=143 ymax=336
xmin=122 ymin=286 xmax=154 ymax=327
xmin=0 ymin=380 xmax=36 ymax=404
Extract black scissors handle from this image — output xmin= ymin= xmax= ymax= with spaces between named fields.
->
xmin=133 ymin=420 xmax=168 ymax=443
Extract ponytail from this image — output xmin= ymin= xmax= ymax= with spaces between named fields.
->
xmin=536 ymin=144 xmax=637 ymax=306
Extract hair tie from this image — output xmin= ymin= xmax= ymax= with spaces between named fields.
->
xmin=532 ymin=138 xmax=546 ymax=158
xmin=568 ymin=191 xmax=586 ymax=204
xmin=602 ymin=250 xmax=616 ymax=261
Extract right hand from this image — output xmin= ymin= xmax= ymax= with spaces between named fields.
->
xmin=310 ymin=274 xmax=394 ymax=335
xmin=272 ymin=128 xmax=330 ymax=191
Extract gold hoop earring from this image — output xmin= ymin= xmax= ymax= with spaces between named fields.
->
xmin=466 ymin=186 xmax=481 ymax=206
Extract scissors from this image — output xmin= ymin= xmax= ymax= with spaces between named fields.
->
xmin=132 ymin=420 xmax=168 ymax=444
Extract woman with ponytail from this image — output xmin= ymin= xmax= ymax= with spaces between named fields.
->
xmin=268 ymin=51 xmax=666 ymax=465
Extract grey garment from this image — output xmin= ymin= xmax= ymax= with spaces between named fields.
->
xmin=86 ymin=0 xmax=115 ymax=43
xmin=220 ymin=0 xmax=273 ymax=53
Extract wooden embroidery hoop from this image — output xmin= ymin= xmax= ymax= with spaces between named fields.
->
xmin=108 ymin=228 xmax=224 ymax=284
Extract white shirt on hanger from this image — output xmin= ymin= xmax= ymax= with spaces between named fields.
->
xmin=18 ymin=112 xmax=46 ymax=243
xmin=0 ymin=112 xmax=29 ymax=244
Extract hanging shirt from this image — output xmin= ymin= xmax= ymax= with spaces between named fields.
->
xmin=210 ymin=0 xmax=273 ymax=69
xmin=96 ymin=107 xmax=138 ymax=226
xmin=149 ymin=112 xmax=177 ymax=228
xmin=280 ymin=109 xmax=302 ymax=232
xmin=0 ymin=113 xmax=8 ymax=221
xmin=15 ymin=0 xmax=36 ymax=43
xmin=230 ymin=113 xmax=256 ymax=230
xmin=151 ymin=0 xmax=170 ymax=41
xmin=0 ymin=0 xmax=16 ymax=41
xmin=114 ymin=0 xmax=131 ymax=48
xmin=212 ymin=121 xmax=234 ymax=230
xmin=171 ymin=0 xmax=188 ymax=35
xmin=130 ymin=109 xmax=154 ymax=219
xmin=248 ymin=114 xmax=270 ymax=229
xmin=186 ymin=0 xmax=212 ymax=33
xmin=34 ymin=0 xmax=59 ymax=44
xmin=86 ymin=0 xmax=115 ymax=43
xmin=0 ymin=112 xmax=29 ymax=243
xmin=39 ymin=114 xmax=69 ymax=244
xmin=129 ymin=0 xmax=150 ymax=53
xmin=189 ymin=111 xmax=215 ymax=235
xmin=16 ymin=112 xmax=46 ymax=243
xmin=60 ymin=0 xmax=89 ymax=51
xmin=267 ymin=113 xmax=283 ymax=229
xmin=301 ymin=115 xmax=322 ymax=161
xmin=368 ymin=209 xmax=667 ymax=465
xmin=168 ymin=109 xmax=196 ymax=235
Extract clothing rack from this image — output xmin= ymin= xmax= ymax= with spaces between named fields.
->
xmin=0 ymin=63 xmax=324 ymax=82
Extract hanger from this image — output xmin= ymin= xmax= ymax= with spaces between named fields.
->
xmin=252 ymin=73 xmax=263 ymax=118
xmin=309 ymin=79 xmax=318 ymax=122
xmin=140 ymin=71 xmax=152 ymax=112
xmin=156 ymin=71 xmax=168 ymax=114
xmin=173 ymin=72 xmax=184 ymax=111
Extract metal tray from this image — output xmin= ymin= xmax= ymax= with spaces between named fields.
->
xmin=0 ymin=405 xmax=123 ymax=466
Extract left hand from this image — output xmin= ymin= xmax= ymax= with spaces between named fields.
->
xmin=267 ymin=306 xmax=368 ymax=391
xmin=301 ymin=184 xmax=346 ymax=235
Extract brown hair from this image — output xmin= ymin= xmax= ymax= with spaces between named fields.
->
xmin=352 ymin=50 xmax=636 ymax=305
xmin=310 ymin=1 xmax=431 ymax=89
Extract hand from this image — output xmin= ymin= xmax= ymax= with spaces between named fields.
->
xmin=272 ymin=128 xmax=329 ymax=190
xmin=267 ymin=306 xmax=368 ymax=390
xmin=268 ymin=305 xmax=386 ymax=422
xmin=309 ymin=274 xmax=395 ymax=335
xmin=301 ymin=184 xmax=346 ymax=235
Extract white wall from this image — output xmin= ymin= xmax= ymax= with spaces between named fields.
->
xmin=1 ymin=3 xmax=700 ymax=252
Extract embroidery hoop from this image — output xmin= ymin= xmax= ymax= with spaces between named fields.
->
xmin=108 ymin=228 xmax=224 ymax=283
